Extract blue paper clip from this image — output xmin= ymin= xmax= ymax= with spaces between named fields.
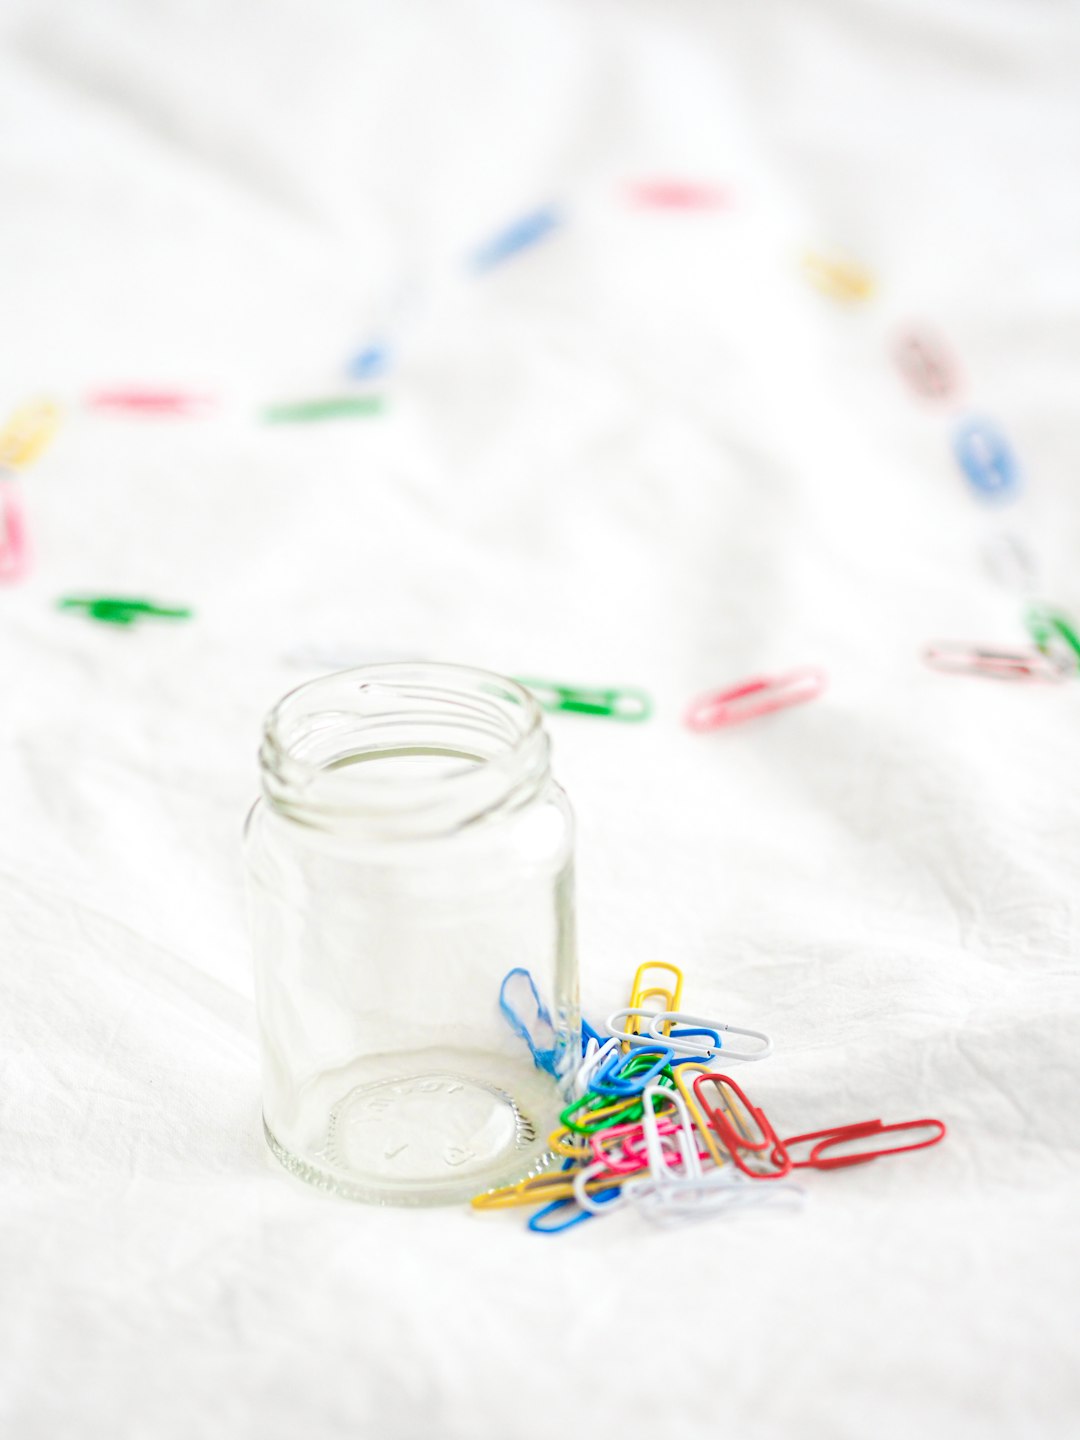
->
xmin=527 ymin=1196 xmax=601 ymax=1234
xmin=499 ymin=968 xmax=559 ymax=1076
xmin=666 ymin=1025 xmax=722 ymax=1049
xmin=581 ymin=1015 xmax=605 ymax=1054
xmin=347 ymin=341 xmax=391 ymax=382
xmin=590 ymin=1045 xmax=674 ymax=1097
xmin=469 ymin=205 xmax=562 ymax=274
xmin=953 ymin=419 xmax=1020 ymax=502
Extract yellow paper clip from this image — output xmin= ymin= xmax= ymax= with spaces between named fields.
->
xmin=672 ymin=1062 xmax=732 ymax=1170
xmin=0 ymin=400 xmax=60 ymax=470
xmin=471 ymin=1164 xmax=630 ymax=1211
xmin=802 ymin=252 xmax=875 ymax=304
xmin=626 ymin=961 xmax=684 ymax=1039
xmin=548 ymin=1126 xmax=591 ymax=1161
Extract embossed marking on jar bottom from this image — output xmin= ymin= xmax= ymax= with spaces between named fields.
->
xmin=325 ymin=1072 xmax=535 ymax=1182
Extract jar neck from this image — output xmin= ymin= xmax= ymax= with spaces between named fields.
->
xmin=259 ymin=663 xmax=551 ymax=838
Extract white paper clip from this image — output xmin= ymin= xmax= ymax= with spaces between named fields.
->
xmin=605 ymin=1008 xmax=773 ymax=1062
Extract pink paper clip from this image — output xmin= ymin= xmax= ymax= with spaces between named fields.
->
xmin=892 ymin=330 xmax=960 ymax=402
xmin=626 ymin=180 xmax=731 ymax=210
xmin=685 ymin=667 xmax=826 ymax=732
xmin=0 ymin=477 xmax=29 ymax=582
xmin=86 ymin=389 xmax=214 ymax=416
xmin=924 ymin=644 xmax=1069 ymax=683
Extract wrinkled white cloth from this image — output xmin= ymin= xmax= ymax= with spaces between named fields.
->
xmin=1 ymin=2 xmax=1079 ymax=1436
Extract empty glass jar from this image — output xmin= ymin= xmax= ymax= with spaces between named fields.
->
xmin=244 ymin=663 xmax=578 ymax=1205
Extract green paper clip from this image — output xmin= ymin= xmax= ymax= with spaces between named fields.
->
xmin=58 ymin=596 xmax=193 ymax=627
xmin=1026 ymin=606 xmax=1080 ymax=673
xmin=515 ymin=678 xmax=652 ymax=722
xmin=262 ymin=395 xmax=384 ymax=423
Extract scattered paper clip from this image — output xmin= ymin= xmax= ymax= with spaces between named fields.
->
xmin=58 ymin=596 xmax=193 ymax=627
xmin=346 ymin=342 xmax=392 ymax=382
xmin=473 ymin=1162 xmax=628 ymax=1212
xmin=781 ymin=1118 xmax=946 ymax=1170
xmin=498 ymin=968 xmax=561 ymax=1077
xmin=923 ymin=643 xmax=1068 ymax=683
xmin=953 ymin=418 xmax=1019 ymax=502
xmin=473 ymin=961 xmax=945 ymax=1235
xmin=624 ymin=1082 xmax=806 ymax=1223
xmin=263 ymin=396 xmax=384 ymax=423
xmin=469 ymin=205 xmax=562 ymax=274
xmin=626 ymin=961 xmax=684 ymax=1035
xmin=515 ymin=678 xmax=652 ymax=722
xmin=626 ymin=180 xmax=731 ymax=210
xmin=86 ymin=389 xmax=214 ymax=416
xmin=0 ymin=399 xmax=60 ymax=469
xmin=692 ymin=1073 xmax=792 ymax=1180
xmin=1026 ymin=606 xmax=1080 ymax=671
xmin=606 ymin=1008 xmax=773 ymax=1062
xmin=892 ymin=330 xmax=959 ymax=402
xmin=571 ymin=1036 xmax=621 ymax=1100
xmin=0 ymin=478 xmax=29 ymax=583
xmin=802 ymin=252 xmax=875 ymax=303
xmin=686 ymin=667 xmax=826 ymax=731
xmin=590 ymin=1045 xmax=675 ymax=1098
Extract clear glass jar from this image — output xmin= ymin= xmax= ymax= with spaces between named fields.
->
xmin=244 ymin=662 xmax=578 ymax=1205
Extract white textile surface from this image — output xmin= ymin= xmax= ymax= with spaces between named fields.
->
xmin=1 ymin=2 xmax=1079 ymax=1436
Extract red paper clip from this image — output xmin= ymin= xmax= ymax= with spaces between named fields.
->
xmin=0 ymin=477 xmax=29 ymax=582
xmin=892 ymin=330 xmax=959 ymax=402
xmin=924 ymin=644 xmax=1068 ymax=683
xmin=626 ymin=180 xmax=731 ymax=210
xmin=86 ymin=389 xmax=214 ymax=416
xmin=685 ymin=667 xmax=826 ymax=732
xmin=692 ymin=1073 xmax=793 ymax=1180
xmin=780 ymin=1118 xmax=946 ymax=1171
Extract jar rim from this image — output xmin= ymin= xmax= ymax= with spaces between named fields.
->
xmin=259 ymin=661 xmax=549 ymax=833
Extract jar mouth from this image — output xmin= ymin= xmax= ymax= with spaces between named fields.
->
xmin=259 ymin=662 xmax=549 ymax=834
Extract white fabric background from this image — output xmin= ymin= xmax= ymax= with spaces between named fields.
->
xmin=1 ymin=1 xmax=1079 ymax=1436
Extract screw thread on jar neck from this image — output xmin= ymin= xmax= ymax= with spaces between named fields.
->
xmin=259 ymin=663 xmax=551 ymax=837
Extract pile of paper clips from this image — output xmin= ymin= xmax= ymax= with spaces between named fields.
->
xmin=477 ymin=962 xmax=946 ymax=1234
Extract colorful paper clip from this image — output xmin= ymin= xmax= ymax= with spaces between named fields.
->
xmin=58 ymin=596 xmax=193 ymax=626
xmin=0 ymin=478 xmax=29 ymax=583
xmin=472 ymin=1163 xmax=628 ymax=1212
xmin=346 ymin=342 xmax=392 ymax=382
xmin=686 ymin=667 xmax=826 ymax=731
xmin=1026 ymin=607 xmax=1080 ymax=672
xmin=498 ymin=968 xmax=561 ymax=1077
xmin=560 ymin=1090 xmax=647 ymax=1136
xmin=626 ymin=180 xmax=731 ymax=210
xmin=469 ymin=205 xmax=562 ymax=274
xmin=590 ymin=1045 xmax=675 ymax=1098
xmin=892 ymin=331 xmax=959 ymax=402
xmin=780 ymin=1118 xmax=946 ymax=1170
xmin=86 ymin=389 xmax=214 ymax=416
xmin=953 ymin=418 xmax=1019 ymax=502
xmin=923 ymin=644 xmax=1069 ymax=684
xmin=625 ymin=1082 xmax=806 ymax=1222
xmin=605 ymin=1008 xmax=772 ymax=1063
xmin=672 ymin=1063 xmax=733 ymax=1169
xmin=0 ymin=400 xmax=60 ymax=469
xmin=692 ymin=1073 xmax=793 ymax=1180
xmin=802 ymin=252 xmax=875 ymax=303
xmin=515 ymin=679 xmax=652 ymax=722
xmin=263 ymin=396 xmax=384 ymax=423
xmin=625 ymin=961 xmax=684 ymax=1036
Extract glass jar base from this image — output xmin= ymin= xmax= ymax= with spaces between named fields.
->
xmin=263 ymin=1065 xmax=556 ymax=1205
